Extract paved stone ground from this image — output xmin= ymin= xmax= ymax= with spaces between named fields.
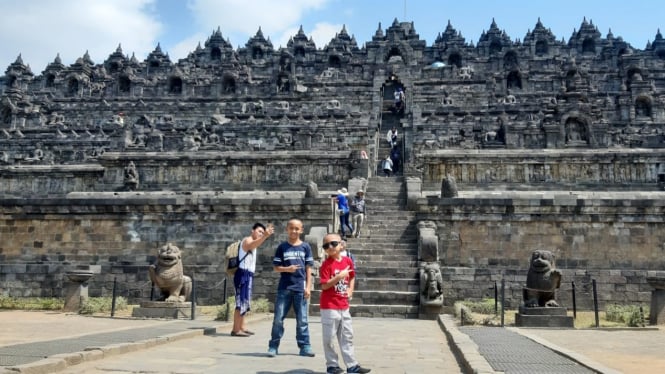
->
xmin=0 ymin=311 xmax=463 ymax=374
xmin=514 ymin=327 xmax=665 ymax=374
xmin=460 ymin=326 xmax=594 ymax=374
xmin=2 ymin=311 xmax=665 ymax=373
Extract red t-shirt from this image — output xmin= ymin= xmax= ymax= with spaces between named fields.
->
xmin=319 ymin=256 xmax=355 ymax=310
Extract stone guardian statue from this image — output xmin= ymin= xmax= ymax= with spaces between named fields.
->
xmin=148 ymin=243 xmax=192 ymax=302
xmin=523 ymin=250 xmax=561 ymax=307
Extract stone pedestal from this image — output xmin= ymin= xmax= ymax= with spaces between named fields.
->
xmin=647 ymin=276 xmax=665 ymax=325
xmin=132 ymin=301 xmax=195 ymax=319
xmin=64 ymin=270 xmax=94 ymax=313
xmin=515 ymin=306 xmax=574 ymax=328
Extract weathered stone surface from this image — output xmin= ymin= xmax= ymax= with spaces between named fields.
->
xmin=3 ymin=19 xmax=665 ymax=312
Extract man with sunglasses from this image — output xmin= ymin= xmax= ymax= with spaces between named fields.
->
xmin=319 ymin=234 xmax=371 ymax=374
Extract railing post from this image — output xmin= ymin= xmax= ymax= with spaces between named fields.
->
xmin=592 ymin=279 xmax=599 ymax=328
xmin=225 ymin=277 xmax=231 ymax=322
xmin=111 ymin=277 xmax=117 ymax=317
xmin=190 ymin=276 xmax=196 ymax=320
xmin=494 ymin=281 xmax=498 ymax=315
xmin=500 ymin=278 xmax=505 ymax=327
xmin=571 ymin=281 xmax=577 ymax=319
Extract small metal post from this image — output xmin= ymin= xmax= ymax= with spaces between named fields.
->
xmin=150 ymin=281 xmax=155 ymax=301
xmin=223 ymin=278 xmax=227 ymax=304
xmin=494 ymin=281 xmax=498 ymax=315
xmin=190 ymin=277 xmax=196 ymax=320
xmin=111 ymin=277 xmax=117 ymax=317
xmin=225 ymin=277 xmax=231 ymax=322
xmin=500 ymin=279 xmax=505 ymax=327
xmin=460 ymin=308 xmax=465 ymax=326
xmin=571 ymin=281 xmax=577 ymax=319
xmin=592 ymin=279 xmax=599 ymax=328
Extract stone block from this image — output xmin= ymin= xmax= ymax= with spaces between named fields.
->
xmin=131 ymin=301 xmax=195 ymax=319
xmin=515 ymin=307 xmax=574 ymax=328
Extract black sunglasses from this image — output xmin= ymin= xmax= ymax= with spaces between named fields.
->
xmin=322 ymin=241 xmax=340 ymax=249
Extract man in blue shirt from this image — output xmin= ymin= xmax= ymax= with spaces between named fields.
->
xmin=267 ymin=218 xmax=316 ymax=358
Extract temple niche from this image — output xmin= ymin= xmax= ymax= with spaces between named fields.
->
xmin=564 ymin=116 xmax=589 ymax=146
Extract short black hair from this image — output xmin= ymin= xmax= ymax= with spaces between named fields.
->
xmin=252 ymin=222 xmax=266 ymax=231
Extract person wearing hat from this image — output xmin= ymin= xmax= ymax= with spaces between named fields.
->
xmin=350 ymin=190 xmax=366 ymax=239
xmin=333 ymin=188 xmax=353 ymax=240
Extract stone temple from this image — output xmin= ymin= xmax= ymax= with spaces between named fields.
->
xmin=2 ymin=18 xmax=665 ymax=318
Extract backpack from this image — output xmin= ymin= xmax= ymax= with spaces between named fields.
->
xmin=225 ymin=240 xmax=248 ymax=276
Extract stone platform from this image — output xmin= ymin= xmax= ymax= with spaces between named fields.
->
xmin=515 ymin=306 xmax=574 ymax=328
xmin=131 ymin=301 xmax=196 ymax=319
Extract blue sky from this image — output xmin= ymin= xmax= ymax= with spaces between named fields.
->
xmin=0 ymin=0 xmax=663 ymax=74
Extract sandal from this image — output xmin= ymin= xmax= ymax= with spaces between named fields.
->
xmin=231 ymin=331 xmax=250 ymax=337
xmin=242 ymin=329 xmax=255 ymax=335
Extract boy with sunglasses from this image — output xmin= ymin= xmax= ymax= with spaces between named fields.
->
xmin=319 ymin=233 xmax=371 ymax=374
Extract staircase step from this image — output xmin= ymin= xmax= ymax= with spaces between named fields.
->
xmin=310 ymin=304 xmax=419 ymax=319
xmin=323 ymin=175 xmax=425 ymax=319
xmin=351 ymin=254 xmax=416 ymax=262
xmin=350 ymin=246 xmax=416 ymax=253
xmin=311 ymin=290 xmax=419 ymax=305
xmin=353 ymin=277 xmax=419 ymax=291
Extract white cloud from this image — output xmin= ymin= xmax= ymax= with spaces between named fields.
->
xmin=169 ymin=33 xmax=208 ymax=62
xmin=0 ymin=0 xmax=162 ymax=72
xmin=187 ymin=0 xmax=329 ymax=46
xmin=309 ymin=22 xmax=344 ymax=49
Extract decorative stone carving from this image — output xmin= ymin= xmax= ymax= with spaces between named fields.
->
xmin=523 ymin=250 xmax=561 ymax=307
xmin=304 ymin=180 xmax=319 ymax=198
xmin=417 ymin=220 xmax=438 ymax=262
xmin=647 ymin=276 xmax=665 ymax=325
xmin=148 ymin=243 xmax=192 ymax=302
xmin=419 ymin=262 xmax=443 ymax=306
xmin=441 ymin=174 xmax=458 ymax=198
xmin=406 ymin=176 xmax=422 ymax=209
xmin=124 ymin=161 xmax=139 ymax=191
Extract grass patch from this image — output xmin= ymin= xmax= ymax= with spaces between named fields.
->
xmin=216 ymin=296 xmax=271 ymax=321
xmin=603 ymin=304 xmax=649 ymax=327
xmin=80 ymin=297 xmax=128 ymax=315
xmin=0 ymin=296 xmax=64 ymax=310
xmin=453 ymin=299 xmax=650 ymax=328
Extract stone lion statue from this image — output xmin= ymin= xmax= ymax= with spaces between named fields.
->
xmin=148 ymin=243 xmax=192 ymax=302
xmin=419 ymin=262 xmax=444 ymax=306
xmin=523 ymin=250 xmax=561 ymax=307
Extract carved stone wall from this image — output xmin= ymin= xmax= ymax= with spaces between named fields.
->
xmin=0 ymin=195 xmax=330 ymax=305
xmin=3 ymin=19 xmax=665 ymax=309
xmin=441 ymin=267 xmax=663 ymax=309
xmin=418 ymin=149 xmax=665 ymax=190
xmin=414 ymin=194 xmax=665 ymax=307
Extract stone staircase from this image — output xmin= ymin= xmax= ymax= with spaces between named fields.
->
xmin=377 ymin=112 xmax=402 ymax=176
xmin=311 ymin=176 xmax=421 ymax=318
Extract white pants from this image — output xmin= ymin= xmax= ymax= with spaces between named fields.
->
xmin=321 ymin=309 xmax=358 ymax=369
xmin=351 ymin=213 xmax=364 ymax=237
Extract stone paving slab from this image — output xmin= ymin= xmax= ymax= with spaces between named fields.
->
xmin=459 ymin=326 xmax=595 ymax=374
xmin=2 ymin=311 xmax=664 ymax=373
xmin=17 ymin=316 xmax=463 ymax=374
xmin=0 ymin=323 xmax=214 ymax=366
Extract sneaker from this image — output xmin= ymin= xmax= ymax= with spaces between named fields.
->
xmin=299 ymin=345 xmax=316 ymax=357
xmin=347 ymin=364 xmax=371 ymax=373
xmin=267 ymin=347 xmax=278 ymax=357
xmin=326 ymin=367 xmax=344 ymax=374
